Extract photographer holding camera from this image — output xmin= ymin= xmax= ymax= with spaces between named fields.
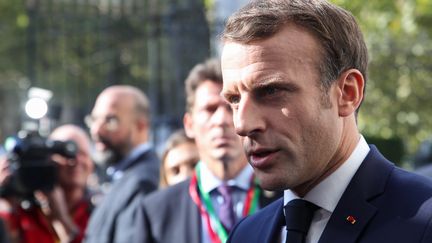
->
xmin=0 ymin=124 xmax=95 ymax=243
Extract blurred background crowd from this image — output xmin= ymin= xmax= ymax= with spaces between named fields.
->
xmin=0 ymin=0 xmax=431 ymax=242
xmin=0 ymin=0 xmax=431 ymax=167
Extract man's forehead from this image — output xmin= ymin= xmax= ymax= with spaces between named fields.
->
xmin=221 ymin=50 xmax=274 ymax=96
xmin=195 ymin=80 xmax=222 ymax=94
xmin=192 ymin=81 xmax=221 ymax=100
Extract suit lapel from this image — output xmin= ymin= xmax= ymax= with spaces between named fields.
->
xmin=187 ymin=191 xmax=202 ymax=243
xmin=265 ymin=200 xmax=286 ymax=243
xmin=318 ymin=146 xmax=394 ymax=243
xmin=318 ymin=192 xmax=377 ymax=243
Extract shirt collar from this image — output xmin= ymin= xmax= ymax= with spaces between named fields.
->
xmin=199 ymin=161 xmax=254 ymax=194
xmin=283 ymin=135 xmax=370 ymax=212
xmin=108 ymin=143 xmax=152 ymax=180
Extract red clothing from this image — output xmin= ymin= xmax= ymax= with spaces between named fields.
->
xmin=71 ymin=199 xmax=91 ymax=243
xmin=0 ymin=199 xmax=91 ymax=243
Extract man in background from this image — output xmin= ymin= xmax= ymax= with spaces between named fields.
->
xmin=84 ymin=85 xmax=159 ymax=243
xmin=136 ymin=58 xmax=280 ymax=243
xmin=0 ymin=124 xmax=95 ymax=243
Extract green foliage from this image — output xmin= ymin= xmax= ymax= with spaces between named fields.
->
xmin=0 ymin=0 xmax=431 ymax=161
xmin=331 ymin=0 xmax=432 ymax=161
xmin=0 ymin=0 xmax=210 ymax=141
xmin=365 ymin=136 xmax=405 ymax=167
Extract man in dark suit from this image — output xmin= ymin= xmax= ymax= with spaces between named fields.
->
xmin=136 ymin=58 xmax=280 ymax=243
xmin=220 ymin=0 xmax=432 ymax=242
xmin=84 ymin=85 xmax=160 ymax=243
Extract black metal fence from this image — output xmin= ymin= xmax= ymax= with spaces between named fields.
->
xmin=0 ymin=0 xmax=210 ymax=148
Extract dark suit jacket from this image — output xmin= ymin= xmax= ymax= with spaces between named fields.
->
xmin=84 ymin=148 xmax=160 ymax=243
xmin=138 ymin=177 xmax=282 ymax=243
xmin=227 ymin=146 xmax=432 ymax=243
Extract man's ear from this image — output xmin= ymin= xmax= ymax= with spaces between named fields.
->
xmin=336 ymin=69 xmax=364 ymax=117
xmin=183 ymin=113 xmax=195 ymax=139
xmin=136 ymin=116 xmax=149 ymax=131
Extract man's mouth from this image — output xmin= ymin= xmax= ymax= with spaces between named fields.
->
xmin=214 ymin=136 xmax=231 ymax=146
xmin=247 ymin=148 xmax=279 ymax=169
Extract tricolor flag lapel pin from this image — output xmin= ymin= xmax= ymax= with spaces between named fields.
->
xmin=346 ymin=215 xmax=357 ymax=225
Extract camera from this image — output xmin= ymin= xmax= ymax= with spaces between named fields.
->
xmin=0 ymin=131 xmax=77 ymax=198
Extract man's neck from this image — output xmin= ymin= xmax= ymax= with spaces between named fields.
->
xmin=293 ymin=126 xmax=361 ymax=197
xmin=203 ymin=158 xmax=248 ymax=181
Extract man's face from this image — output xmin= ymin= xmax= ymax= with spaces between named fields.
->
xmin=51 ymin=131 xmax=93 ymax=190
xmin=221 ymin=24 xmax=343 ymax=193
xmin=184 ymin=81 xmax=246 ymax=169
xmin=88 ymin=92 xmax=136 ymax=163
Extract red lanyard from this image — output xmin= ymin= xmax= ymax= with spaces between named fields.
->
xmin=189 ymin=163 xmax=260 ymax=243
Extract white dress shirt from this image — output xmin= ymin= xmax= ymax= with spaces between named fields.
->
xmin=281 ymin=135 xmax=370 ymax=243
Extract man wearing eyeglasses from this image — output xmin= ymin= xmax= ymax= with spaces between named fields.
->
xmin=84 ymin=85 xmax=160 ymax=243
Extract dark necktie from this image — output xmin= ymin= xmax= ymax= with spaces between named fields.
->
xmin=217 ymin=184 xmax=236 ymax=232
xmin=284 ymin=199 xmax=319 ymax=243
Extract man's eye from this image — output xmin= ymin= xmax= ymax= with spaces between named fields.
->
xmin=257 ymin=86 xmax=280 ymax=97
xmin=106 ymin=116 xmax=118 ymax=124
xmin=105 ymin=116 xmax=120 ymax=130
xmin=205 ymin=105 xmax=218 ymax=113
xmin=226 ymin=95 xmax=240 ymax=105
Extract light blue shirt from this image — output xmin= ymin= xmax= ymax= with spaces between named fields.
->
xmin=107 ymin=143 xmax=152 ymax=181
xmin=198 ymin=162 xmax=254 ymax=243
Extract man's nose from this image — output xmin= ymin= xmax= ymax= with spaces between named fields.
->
xmin=234 ymin=96 xmax=264 ymax=137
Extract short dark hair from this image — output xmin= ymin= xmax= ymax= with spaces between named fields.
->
xmin=185 ymin=58 xmax=222 ymax=112
xmin=222 ymin=0 xmax=368 ymax=95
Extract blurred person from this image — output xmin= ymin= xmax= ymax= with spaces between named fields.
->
xmin=0 ymin=124 xmax=95 ymax=243
xmin=159 ymin=129 xmax=199 ymax=187
xmin=135 ymin=58 xmax=281 ymax=243
xmin=84 ymin=85 xmax=159 ymax=243
xmin=0 ymin=146 xmax=10 ymax=243
xmin=220 ymin=0 xmax=432 ymax=242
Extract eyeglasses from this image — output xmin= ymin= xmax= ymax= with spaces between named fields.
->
xmin=85 ymin=114 xmax=120 ymax=131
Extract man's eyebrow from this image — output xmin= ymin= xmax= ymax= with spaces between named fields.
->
xmin=249 ymin=76 xmax=289 ymax=88
xmin=255 ymin=76 xmax=276 ymax=84
xmin=220 ymin=89 xmax=236 ymax=99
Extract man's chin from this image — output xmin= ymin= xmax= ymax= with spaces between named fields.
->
xmin=212 ymin=151 xmax=232 ymax=163
xmin=255 ymin=172 xmax=288 ymax=191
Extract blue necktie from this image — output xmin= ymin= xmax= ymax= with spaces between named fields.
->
xmin=284 ymin=199 xmax=319 ymax=243
xmin=217 ymin=184 xmax=236 ymax=232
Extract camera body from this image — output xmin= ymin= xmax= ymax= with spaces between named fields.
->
xmin=1 ymin=131 xmax=77 ymax=198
